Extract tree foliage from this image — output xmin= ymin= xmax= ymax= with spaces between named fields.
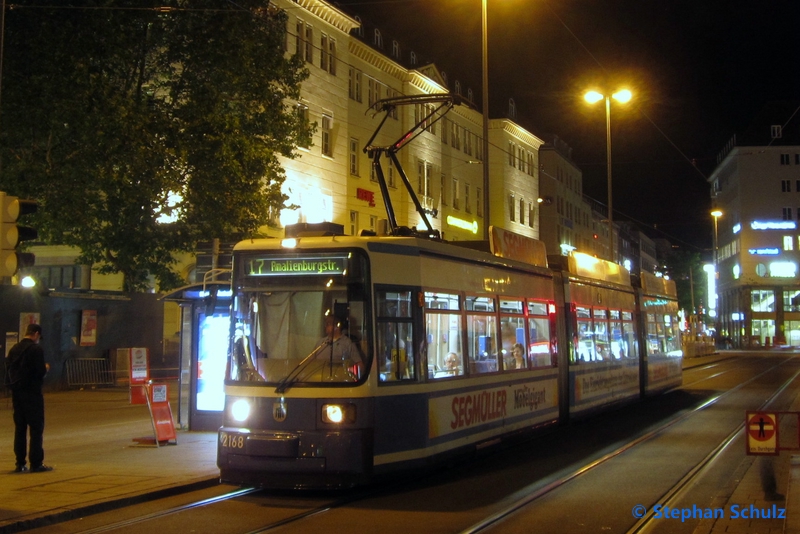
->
xmin=661 ymin=248 xmax=708 ymax=316
xmin=0 ymin=1 xmax=312 ymax=291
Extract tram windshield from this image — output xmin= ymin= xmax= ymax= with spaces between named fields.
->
xmin=226 ymin=250 xmax=370 ymax=388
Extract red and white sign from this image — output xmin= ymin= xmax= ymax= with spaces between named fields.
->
xmin=746 ymin=411 xmax=778 ymax=455
xmin=147 ymin=383 xmax=177 ymax=444
xmin=129 ymin=348 xmax=150 ymax=405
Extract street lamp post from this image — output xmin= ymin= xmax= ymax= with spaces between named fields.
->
xmin=711 ymin=209 xmax=722 ymax=343
xmin=584 ymin=89 xmax=632 ymax=263
xmin=481 ymin=0 xmax=490 ymax=241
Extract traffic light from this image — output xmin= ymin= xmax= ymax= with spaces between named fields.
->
xmin=0 ymin=191 xmax=38 ymax=277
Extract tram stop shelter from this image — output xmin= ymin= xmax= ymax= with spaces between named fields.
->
xmin=161 ymin=281 xmax=231 ymax=431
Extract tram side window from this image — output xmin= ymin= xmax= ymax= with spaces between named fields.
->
xmin=646 ymin=313 xmax=662 ymax=355
xmin=663 ymin=314 xmax=680 ymax=354
xmin=466 ymin=295 xmax=498 ymax=374
xmin=425 ymin=291 xmax=463 ymax=378
xmin=376 ymin=289 xmax=416 ymax=382
xmin=593 ymin=308 xmax=611 ymax=360
xmin=499 ymin=299 xmax=526 ymax=370
xmin=527 ymin=300 xmax=553 ymax=367
xmin=621 ymin=311 xmax=638 ymax=359
xmin=576 ymin=306 xmax=595 ymax=362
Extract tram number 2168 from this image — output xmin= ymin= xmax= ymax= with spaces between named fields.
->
xmin=220 ymin=432 xmax=245 ymax=449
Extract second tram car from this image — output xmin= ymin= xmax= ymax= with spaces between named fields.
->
xmin=216 ymin=224 xmax=683 ymax=489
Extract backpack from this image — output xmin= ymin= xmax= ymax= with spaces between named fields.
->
xmin=4 ymin=344 xmax=31 ymax=391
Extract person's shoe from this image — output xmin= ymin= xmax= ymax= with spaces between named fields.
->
xmin=29 ymin=465 xmax=53 ymax=473
xmin=13 ymin=465 xmax=28 ymax=473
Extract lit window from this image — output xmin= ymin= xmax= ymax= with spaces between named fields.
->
xmin=785 ymin=236 xmax=794 ymax=251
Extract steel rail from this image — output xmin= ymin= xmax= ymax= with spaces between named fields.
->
xmin=458 ymin=355 xmax=797 ymax=534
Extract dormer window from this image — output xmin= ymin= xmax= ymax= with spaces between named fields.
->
xmin=467 ymin=88 xmax=474 ymax=103
xmin=454 ymin=81 xmax=461 ymax=96
xmin=409 ymin=51 xmax=417 ymax=65
xmin=772 ymin=125 xmax=783 ymax=139
xmin=508 ymin=98 xmax=516 ymax=119
xmin=392 ymin=40 xmax=400 ymax=58
xmin=353 ymin=16 xmax=363 ymax=37
xmin=374 ymin=29 xmax=383 ymax=48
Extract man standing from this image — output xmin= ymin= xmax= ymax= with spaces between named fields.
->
xmin=6 ymin=324 xmax=52 ymax=473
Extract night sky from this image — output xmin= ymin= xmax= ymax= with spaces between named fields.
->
xmin=332 ymin=0 xmax=800 ymax=255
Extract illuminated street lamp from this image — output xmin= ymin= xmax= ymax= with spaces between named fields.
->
xmin=711 ymin=209 xmax=722 ymax=264
xmin=584 ymin=89 xmax=632 ymax=262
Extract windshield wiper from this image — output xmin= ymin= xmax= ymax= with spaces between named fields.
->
xmin=274 ymin=341 xmax=331 ymax=394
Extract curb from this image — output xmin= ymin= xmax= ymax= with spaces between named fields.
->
xmin=0 ymin=477 xmax=220 ymax=534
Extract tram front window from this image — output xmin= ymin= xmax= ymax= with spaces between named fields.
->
xmin=228 ymin=252 xmax=370 ymax=386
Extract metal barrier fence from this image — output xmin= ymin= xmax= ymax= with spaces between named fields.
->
xmin=66 ymin=358 xmax=114 ymax=388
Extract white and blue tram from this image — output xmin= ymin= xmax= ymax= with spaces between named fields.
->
xmin=216 ymin=224 xmax=683 ymax=489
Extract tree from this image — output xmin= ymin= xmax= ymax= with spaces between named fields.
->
xmin=661 ymin=248 xmax=707 ymax=317
xmin=0 ymin=1 xmax=312 ymax=291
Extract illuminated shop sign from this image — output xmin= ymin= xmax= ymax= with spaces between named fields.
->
xmin=748 ymin=248 xmax=780 ymax=255
xmin=732 ymin=223 xmax=741 ymax=234
xmin=769 ymin=261 xmax=797 ymax=278
xmin=447 ymin=215 xmax=479 ymax=234
xmin=246 ymin=256 xmax=348 ymax=276
xmin=750 ymin=221 xmax=797 ymax=230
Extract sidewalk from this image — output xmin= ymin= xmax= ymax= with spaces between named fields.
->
xmin=0 ymin=387 xmax=218 ymax=533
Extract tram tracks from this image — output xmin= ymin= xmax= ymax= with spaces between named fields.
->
xmin=458 ymin=354 xmax=800 ymax=534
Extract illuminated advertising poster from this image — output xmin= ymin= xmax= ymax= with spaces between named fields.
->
xmin=80 ymin=310 xmax=97 ymax=346
xmin=571 ymin=361 xmax=639 ymax=410
xmin=196 ymin=313 xmax=229 ymax=412
xmin=427 ymin=378 xmax=557 ymax=439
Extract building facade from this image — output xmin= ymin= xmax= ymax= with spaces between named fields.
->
xmin=709 ymin=101 xmax=800 ymax=348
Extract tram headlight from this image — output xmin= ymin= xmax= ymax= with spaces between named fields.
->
xmin=321 ymin=403 xmax=356 ymax=424
xmin=231 ymin=399 xmax=251 ymax=422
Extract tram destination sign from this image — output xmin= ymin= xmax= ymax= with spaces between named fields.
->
xmin=246 ymin=256 xmax=348 ymax=277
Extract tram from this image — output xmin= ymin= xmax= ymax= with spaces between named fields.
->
xmin=215 ymin=95 xmax=682 ymax=488
xmin=216 ymin=224 xmax=683 ymax=488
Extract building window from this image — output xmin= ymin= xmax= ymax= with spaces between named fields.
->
xmin=783 ymin=179 xmax=791 ymax=192
xmin=320 ymin=34 xmax=336 ymax=75
xmin=476 ymin=187 xmax=482 ymax=217
xmin=349 ymin=138 xmax=359 ymax=176
xmin=467 ymin=88 xmax=474 ymax=102
xmin=349 ymin=210 xmax=359 ymax=236
xmin=295 ymin=20 xmax=304 ymax=58
xmin=528 ymin=202 xmax=534 ymax=228
xmin=374 ymin=28 xmax=383 ymax=48
xmin=410 ymin=51 xmax=417 ymax=65
xmin=508 ymin=142 xmax=515 ymax=166
xmin=751 ymin=290 xmax=775 ymax=312
xmin=296 ymin=104 xmax=309 ymax=148
xmin=388 ymin=160 xmax=395 ymax=187
xmin=784 ymin=235 xmax=794 ymax=251
xmin=509 ymin=193 xmax=515 ymax=222
xmin=454 ymin=80 xmax=461 ymax=95
xmin=305 ymin=24 xmax=313 ymax=63
xmin=465 ymin=184 xmax=471 ymax=213
xmin=441 ymin=174 xmax=447 ymax=206
xmin=369 ymin=215 xmax=377 ymax=231
xmin=348 ymin=67 xmax=362 ymax=102
xmin=519 ymin=198 xmax=525 ymax=225
xmin=796 ymin=154 xmax=800 ymax=165
xmin=772 ymin=125 xmax=782 ymax=138
xmin=392 ymin=40 xmax=400 ymax=58
xmin=784 ymin=290 xmax=800 ymax=312
xmin=783 ymin=207 xmax=793 ymax=220
xmin=321 ymin=115 xmax=333 ymax=157
xmin=453 ymin=178 xmax=460 ymax=210
xmin=781 ymin=154 xmax=791 ymax=165
xmin=441 ymin=118 xmax=448 ymax=144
